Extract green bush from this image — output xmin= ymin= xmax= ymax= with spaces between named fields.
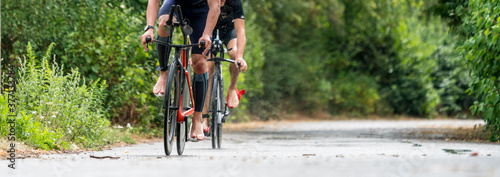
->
xmin=328 ymin=72 xmax=381 ymax=116
xmin=0 ymin=43 xmax=109 ymax=150
xmin=244 ymin=0 xmax=470 ymax=117
xmin=460 ymin=0 xmax=500 ymax=141
xmin=1 ymin=0 xmax=156 ymax=127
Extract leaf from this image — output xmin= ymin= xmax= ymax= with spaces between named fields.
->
xmin=471 ymin=105 xmax=478 ymax=116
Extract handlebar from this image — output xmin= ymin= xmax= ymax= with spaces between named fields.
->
xmin=207 ymin=57 xmax=233 ymax=63
xmin=206 ymin=58 xmax=242 ymax=66
xmin=146 ymin=36 xmax=206 ymax=48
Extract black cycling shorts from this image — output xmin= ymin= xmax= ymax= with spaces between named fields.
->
xmin=218 ymin=28 xmax=237 ymax=47
xmin=159 ymin=0 xmax=209 ymax=55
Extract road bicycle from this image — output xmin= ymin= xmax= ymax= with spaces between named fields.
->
xmin=145 ymin=5 xmax=205 ymax=156
xmin=206 ymin=30 xmax=240 ymax=149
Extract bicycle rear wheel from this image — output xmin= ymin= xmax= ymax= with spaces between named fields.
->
xmin=163 ymin=63 xmax=179 ymax=156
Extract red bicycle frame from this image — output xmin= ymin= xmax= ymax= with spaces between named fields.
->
xmin=177 ymin=49 xmax=194 ymax=123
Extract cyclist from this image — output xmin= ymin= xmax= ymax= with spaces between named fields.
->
xmin=141 ymin=0 xmax=220 ymax=141
xmin=201 ymin=0 xmax=248 ymax=133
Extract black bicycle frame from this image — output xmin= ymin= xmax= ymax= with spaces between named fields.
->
xmin=207 ymin=30 xmax=235 ymax=122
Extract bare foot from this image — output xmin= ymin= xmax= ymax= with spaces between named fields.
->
xmin=153 ymin=71 xmax=168 ymax=96
xmin=191 ymin=117 xmax=205 ymax=140
xmin=202 ymin=117 xmax=210 ymax=131
xmin=227 ymin=88 xmax=239 ymax=108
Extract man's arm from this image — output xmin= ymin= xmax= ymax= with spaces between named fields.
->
xmin=199 ymin=0 xmax=220 ymax=55
xmin=234 ymin=19 xmax=247 ymax=71
xmin=141 ymin=0 xmax=161 ymax=51
xmin=234 ymin=19 xmax=246 ymax=60
xmin=147 ymin=0 xmax=161 ymax=28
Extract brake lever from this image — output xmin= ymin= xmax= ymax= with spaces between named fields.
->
xmin=146 ymin=36 xmax=152 ymax=49
xmin=237 ymin=61 xmax=242 ymax=72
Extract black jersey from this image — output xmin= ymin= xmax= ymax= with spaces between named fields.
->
xmin=215 ymin=0 xmax=245 ymax=36
xmin=177 ymin=0 xmax=207 ymax=8
xmin=163 ymin=0 xmax=208 ymax=8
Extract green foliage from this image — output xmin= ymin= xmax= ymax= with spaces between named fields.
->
xmin=0 ymin=43 xmax=109 ymax=150
xmin=105 ymin=127 xmax=137 ymax=145
xmin=244 ymin=0 xmax=471 ymax=117
xmin=460 ymin=0 xmax=500 ymax=141
xmin=328 ymin=72 xmax=381 ymax=116
xmin=1 ymin=0 xmax=157 ymax=127
xmin=428 ymin=0 xmax=468 ymax=28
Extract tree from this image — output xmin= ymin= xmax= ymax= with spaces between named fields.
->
xmin=461 ymin=0 xmax=500 ymax=141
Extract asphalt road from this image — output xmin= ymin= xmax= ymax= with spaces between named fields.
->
xmin=2 ymin=119 xmax=500 ymax=177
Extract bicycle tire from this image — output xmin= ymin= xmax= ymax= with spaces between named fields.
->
xmin=211 ymin=73 xmax=219 ymax=149
xmin=217 ymin=123 xmax=222 ymax=148
xmin=177 ymin=64 xmax=191 ymax=155
xmin=164 ymin=63 xmax=179 ymax=156
xmin=216 ymin=71 xmax=224 ymax=149
xmin=176 ymin=121 xmax=185 ymax=155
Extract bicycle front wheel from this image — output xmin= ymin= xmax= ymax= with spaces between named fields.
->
xmin=163 ymin=63 xmax=179 ymax=155
xmin=177 ymin=65 xmax=190 ymax=155
xmin=211 ymin=73 xmax=223 ymax=149
xmin=216 ymin=73 xmax=224 ymax=149
xmin=211 ymin=74 xmax=219 ymax=149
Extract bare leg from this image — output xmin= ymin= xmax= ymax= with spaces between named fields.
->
xmin=202 ymin=60 xmax=215 ymax=131
xmin=226 ymin=39 xmax=241 ymax=108
xmin=153 ymin=15 xmax=176 ymax=96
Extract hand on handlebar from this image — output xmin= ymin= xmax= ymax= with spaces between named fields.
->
xmin=141 ymin=30 xmax=154 ymax=52
xmin=235 ymin=58 xmax=248 ymax=72
xmin=199 ymin=34 xmax=212 ymax=56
